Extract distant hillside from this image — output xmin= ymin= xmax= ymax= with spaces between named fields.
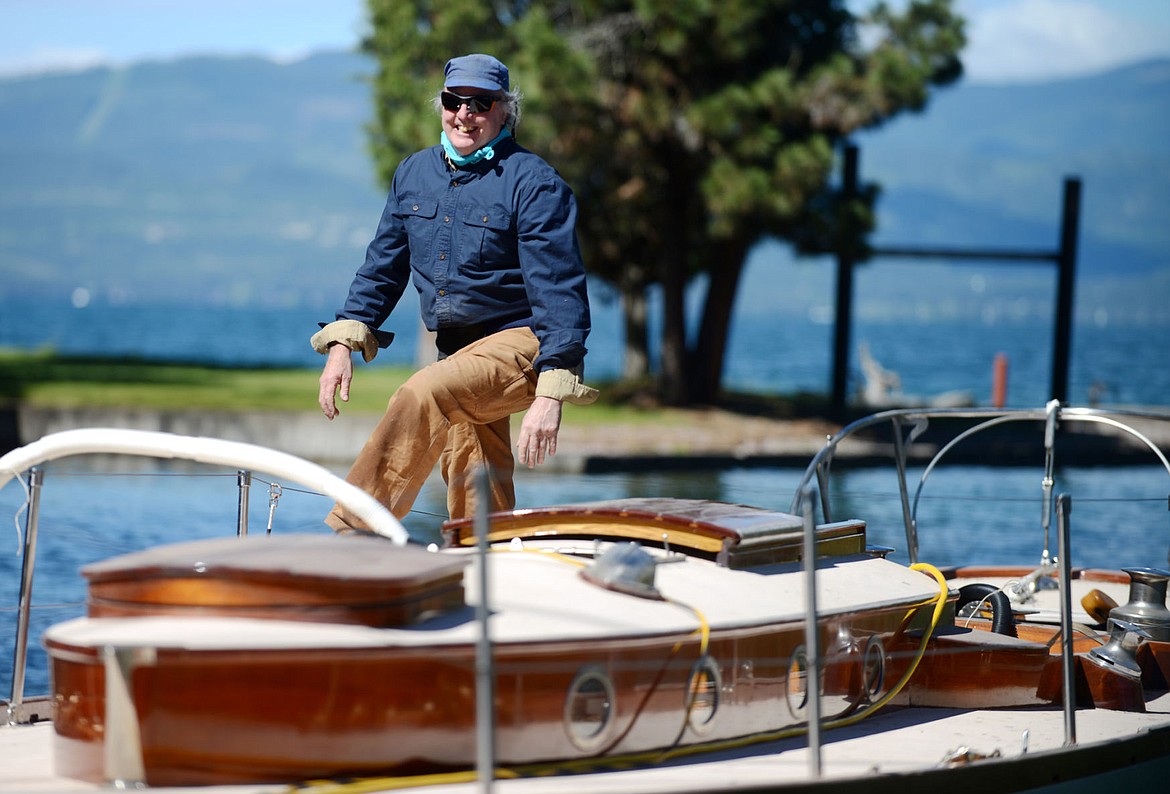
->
xmin=0 ymin=51 xmax=382 ymax=308
xmin=858 ymin=59 xmax=1170 ymax=270
xmin=1 ymin=53 xmax=1167 ymax=317
xmin=744 ymin=60 xmax=1170 ymax=324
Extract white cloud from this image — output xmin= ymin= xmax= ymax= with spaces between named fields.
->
xmin=6 ymin=1 xmax=1170 ymax=84
xmin=0 ymin=46 xmax=111 ymax=77
xmin=960 ymin=0 xmax=1170 ymax=83
xmin=0 ymin=0 xmax=366 ymax=78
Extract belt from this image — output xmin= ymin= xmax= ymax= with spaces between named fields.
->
xmin=435 ymin=324 xmax=488 ymax=358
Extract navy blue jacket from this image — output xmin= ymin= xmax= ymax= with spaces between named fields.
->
xmin=335 ymin=137 xmax=590 ymax=373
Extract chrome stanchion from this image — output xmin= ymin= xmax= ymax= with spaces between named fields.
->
xmin=1040 ymin=401 xmax=1060 ymax=569
xmin=800 ymin=486 xmax=823 ymax=778
xmin=891 ymin=416 xmax=920 ymax=565
xmin=473 ymin=467 xmax=496 ymax=792
xmin=8 ymin=467 xmax=43 ymax=725
xmin=1056 ymin=494 xmax=1077 ymax=746
xmin=236 ymin=469 xmax=251 ymax=536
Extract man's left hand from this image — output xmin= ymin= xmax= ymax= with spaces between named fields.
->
xmin=517 ymin=396 xmax=562 ymax=468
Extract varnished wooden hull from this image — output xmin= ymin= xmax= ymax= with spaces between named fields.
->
xmin=47 ymin=606 xmax=929 ymax=785
xmin=41 ymin=506 xmax=1168 ymax=787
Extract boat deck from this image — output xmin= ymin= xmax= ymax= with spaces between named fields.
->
xmin=3 ymin=411 xmax=1169 ymax=792
xmin=6 ymin=555 xmax=1164 ymax=793
xmin=4 ymin=692 xmax=1169 ymax=793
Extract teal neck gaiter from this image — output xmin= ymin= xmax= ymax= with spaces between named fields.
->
xmin=440 ymin=128 xmax=511 ymax=167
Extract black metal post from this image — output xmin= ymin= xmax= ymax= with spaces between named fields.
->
xmin=831 ymin=145 xmax=859 ymax=416
xmin=829 ymin=145 xmax=1079 ymax=412
xmin=1051 ymin=178 xmax=1081 ymax=404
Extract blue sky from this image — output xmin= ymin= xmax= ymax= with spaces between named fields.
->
xmin=1 ymin=0 xmax=1169 ymax=83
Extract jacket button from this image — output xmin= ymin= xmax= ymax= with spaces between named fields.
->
xmin=482 ymin=215 xmax=489 ymax=222
xmin=412 ymin=204 xmax=419 ymax=211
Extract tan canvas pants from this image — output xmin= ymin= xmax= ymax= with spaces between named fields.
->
xmin=326 ymin=327 xmax=538 ymax=532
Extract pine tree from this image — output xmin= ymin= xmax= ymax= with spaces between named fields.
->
xmin=361 ymin=0 xmax=965 ymax=404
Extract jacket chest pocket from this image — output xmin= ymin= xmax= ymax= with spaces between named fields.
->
xmin=459 ymin=205 xmax=515 ymax=269
xmin=398 ymin=197 xmax=439 ymax=264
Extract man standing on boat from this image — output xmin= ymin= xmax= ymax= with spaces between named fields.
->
xmin=313 ymin=53 xmax=597 ymax=531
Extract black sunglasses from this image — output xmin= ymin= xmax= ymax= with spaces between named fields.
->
xmin=440 ymin=91 xmax=498 ymax=113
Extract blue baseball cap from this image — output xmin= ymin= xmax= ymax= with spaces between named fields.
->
xmin=443 ymin=54 xmax=509 ymax=93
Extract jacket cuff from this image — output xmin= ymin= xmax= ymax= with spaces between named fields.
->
xmin=535 ymin=367 xmax=599 ymax=405
xmin=311 ymin=319 xmax=380 ymax=363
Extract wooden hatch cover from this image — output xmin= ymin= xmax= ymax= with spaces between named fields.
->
xmin=442 ymin=496 xmax=866 ymax=568
xmin=81 ymin=533 xmax=466 ymax=627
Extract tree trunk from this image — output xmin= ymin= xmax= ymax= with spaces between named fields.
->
xmin=656 ymin=160 xmax=698 ymax=406
xmin=657 ymin=258 xmax=688 ymax=404
xmin=690 ymin=242 xmax=749 ymax=404
xmin=619 ymin=276 xmax=649 ymax=380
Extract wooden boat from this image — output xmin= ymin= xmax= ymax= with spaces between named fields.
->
xmin=2 ymin=403 xmax=1170 ymax=793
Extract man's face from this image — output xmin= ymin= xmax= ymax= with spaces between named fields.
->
xmin=442 ymin=87 xmax=506 ymax=157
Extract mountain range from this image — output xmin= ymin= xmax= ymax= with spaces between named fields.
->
xmin=1 ymin=51 xmax=1167 ymax=323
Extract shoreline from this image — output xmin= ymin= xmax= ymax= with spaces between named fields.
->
xmin=6 ymin=404 xmax=1169 ymax=473
xmin=5 ymin=404 xmax=842 ymax=473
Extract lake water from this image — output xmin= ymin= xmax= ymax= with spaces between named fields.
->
xmin=3 ymin=257 xmax=1170 ymax=408
xmin=2 ymin=288 xmax=1170 ymax=698
xmin=2 ymin=457 xmax=1169 ymax=698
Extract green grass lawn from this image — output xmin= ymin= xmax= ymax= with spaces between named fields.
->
xmin=0 ymin=350 xmax=395 ymax=412
xmin=0 ymin=350 xmax=685 ymax=426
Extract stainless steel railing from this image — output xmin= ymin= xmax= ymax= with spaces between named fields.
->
xmin=791 ymin=403 xmax=1170 ymax=565
xmin=2 ymin=428 xmax=409 ymax=727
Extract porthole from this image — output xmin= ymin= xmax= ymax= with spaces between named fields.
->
xmin=687 ymin=656 xmax=721 ymax=733
xmin=564 ymin=666 xmax=615 ymax=751
xmin=785 ymin=646 xmax=809 ymax=718
xmin=862 ymin=635 xmax=886 ymax=703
